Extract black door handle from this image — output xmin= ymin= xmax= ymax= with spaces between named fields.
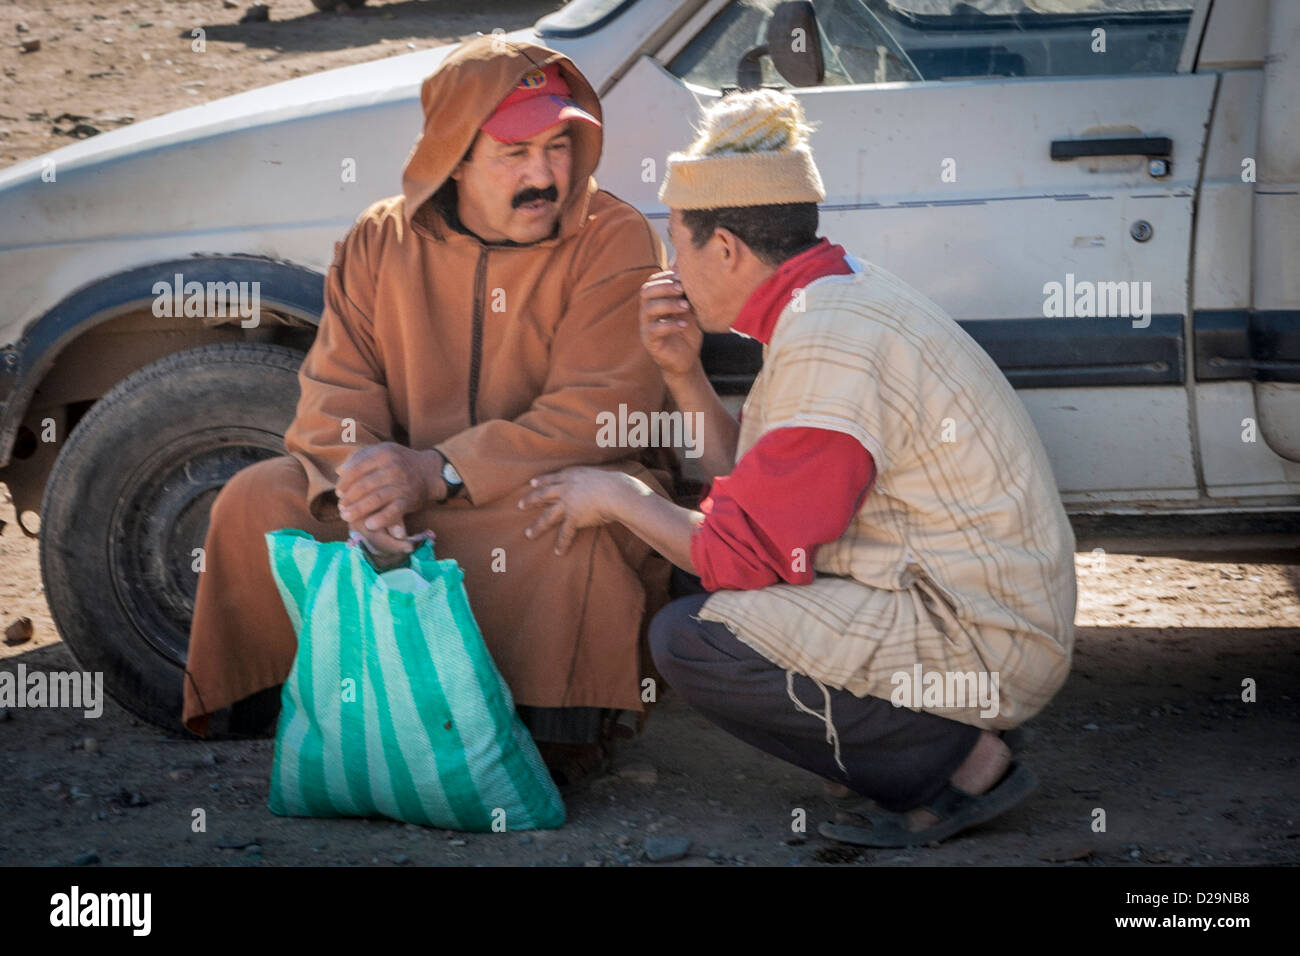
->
xmin=1050 ymin=136 xmax=1172 ymax=160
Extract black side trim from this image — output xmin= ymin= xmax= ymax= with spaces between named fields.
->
xmin=701 ymin=315 xmax=1185 ymax=394
xmin=0 ymin=255 xmax=324 ymax=467
xmin=1195 ymin=309 xmax=1300 ymax=383
xmin=961 ymin=315 xmax=1184 ymax=388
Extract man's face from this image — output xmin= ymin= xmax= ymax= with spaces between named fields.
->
xmin=667 ymin=209 xmax=736 ymax=333
xmin=452 ymin=124 xmax=574 ymax=243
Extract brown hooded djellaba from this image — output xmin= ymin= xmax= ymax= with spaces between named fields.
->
xmin=181 ymin=36 xmax=675 ymax=736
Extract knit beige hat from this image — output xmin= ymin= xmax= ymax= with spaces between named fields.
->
xmin=658 ymin=89 xmax=826 ymax=209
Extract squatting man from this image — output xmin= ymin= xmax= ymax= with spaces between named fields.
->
xmin=183 ymin=37 xmax=677 ymax=787
xmin=521 ymin=90 xmax=1078 ymax=847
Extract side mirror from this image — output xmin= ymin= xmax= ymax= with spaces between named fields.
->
xmin=768 ymin=1 xmax=824 ymax=87
xmin=736 ymin=1 xmax=825 ymax=90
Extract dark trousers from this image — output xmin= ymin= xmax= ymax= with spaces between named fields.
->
xmin=213 ymin=692 xmax=609 ymax=745
xmin=516 ymin=705 xmax=611 ymax=745
xmin=648 ymin=593 xmax=982 ymax=812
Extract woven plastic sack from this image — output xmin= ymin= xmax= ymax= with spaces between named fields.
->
xmin=264 ymin=528 xmax=565 ymax=831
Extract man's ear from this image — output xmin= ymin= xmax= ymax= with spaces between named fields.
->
xmin=714 ymin=227 xmax=740 ymax=269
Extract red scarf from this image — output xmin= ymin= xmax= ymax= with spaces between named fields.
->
xmin=732 ymin=238 xmax=853 ymax=344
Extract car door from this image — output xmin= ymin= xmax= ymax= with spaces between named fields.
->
xmin=1190 ymin=0 xmax=1300 ymax=502
xmin=596 ymin=0 xmax=1216 ymax=507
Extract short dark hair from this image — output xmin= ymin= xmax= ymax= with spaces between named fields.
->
xmin=428 ymin=136 xmax=479 ymax=225
xmin=681 ymin=203 xmax=819 ymax=266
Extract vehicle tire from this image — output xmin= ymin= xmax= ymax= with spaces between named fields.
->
xmin=39 ymin=343 xmax=306 ymax=735
xmin=310 ymin=0 xmax=368 ymax=11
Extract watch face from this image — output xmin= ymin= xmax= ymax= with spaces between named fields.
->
xmin=442 ymin=460 xmax=463 ymax=486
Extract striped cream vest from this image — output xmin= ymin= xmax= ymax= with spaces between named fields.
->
xmin=698 ymin=256 xmax=1077 ymax=730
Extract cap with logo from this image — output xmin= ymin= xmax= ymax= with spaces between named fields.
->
xmin=482 ymin=64 xmax=602 ymax=144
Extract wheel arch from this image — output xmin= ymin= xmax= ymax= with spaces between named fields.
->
xmin=0 ymin=255 xmax=324 ymax=532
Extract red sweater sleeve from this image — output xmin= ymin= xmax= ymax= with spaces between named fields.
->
xmin=690 ymin=427 xmax=876 ymax=591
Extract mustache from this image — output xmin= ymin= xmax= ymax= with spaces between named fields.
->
xmin=512 ymin=184 xmax=559 ymax=209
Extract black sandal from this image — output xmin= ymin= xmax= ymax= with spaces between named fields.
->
xmin=818 ymin=762 xmax=1039 ymax=848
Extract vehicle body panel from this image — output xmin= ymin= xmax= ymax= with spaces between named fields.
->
xmin=1 ymin=0 xmax=1297 ymax=515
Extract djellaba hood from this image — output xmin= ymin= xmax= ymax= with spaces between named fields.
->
xmin=400 ymin=35 xmax=604 ymax=241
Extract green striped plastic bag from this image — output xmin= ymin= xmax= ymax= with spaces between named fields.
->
xmin=264 ymin=528 xmax=565 ymax=832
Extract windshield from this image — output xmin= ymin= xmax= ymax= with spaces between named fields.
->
xmin=885 ymin=0 xmax=1190 ymax=14
xmin=536 ymin=0 xmax=642 ymax=37
xmin=669 ymin=0 xmax=1193 ymax=88
xmin=874 ymin=0 xmax=1193 ymax=26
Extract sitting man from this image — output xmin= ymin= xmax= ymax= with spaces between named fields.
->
xmin=183 ymin=36 xmax=675 ymax=783
xmin=519 ymin=89 xmax=1077 ymax=845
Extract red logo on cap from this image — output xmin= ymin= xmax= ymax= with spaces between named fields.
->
xmin=520 ymin=69 xmax=547 ymax=90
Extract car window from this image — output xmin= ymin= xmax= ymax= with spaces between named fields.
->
xmin=668 ymin=0 xmax=1195 ymax=90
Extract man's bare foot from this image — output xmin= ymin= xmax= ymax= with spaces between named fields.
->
xmin=904 ymin=730 xmax=1011 ymax=832
xmin=823 ymin=780 xmax=854 ymax=799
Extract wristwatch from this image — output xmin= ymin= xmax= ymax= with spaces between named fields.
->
xmin=439 ymin=454 xmax=464 ymax=502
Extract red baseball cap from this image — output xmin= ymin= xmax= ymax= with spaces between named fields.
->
xmin=481 ymin=64 xmax=601 ymax=143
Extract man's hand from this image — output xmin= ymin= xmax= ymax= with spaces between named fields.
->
xmin=336 ymin=443 xmax=445 ymax=554
xmin=637 ymin=269 xmax=740 ymax=479
xmin=520 ymin=465 xmax=702 ymax=571
xmin=517 ymin=467 xmax=639 ymax=556
xmin=639 ymin=270 xmax=703 ymax=380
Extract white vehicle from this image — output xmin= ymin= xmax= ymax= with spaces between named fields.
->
xmin=0 ymin=0 xmax=1295 ymax=730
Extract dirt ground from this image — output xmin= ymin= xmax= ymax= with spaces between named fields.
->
xmin=0 ymin=0 xmax=566 ymax=166
xmin=2 ymin=0 xmax=1299 ymax=867
xmin=3 ymin=477 xmax=1299 ymax=867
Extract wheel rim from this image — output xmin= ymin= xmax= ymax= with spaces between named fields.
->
xmin=108 ymin=428 xmax=284 ymax=666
